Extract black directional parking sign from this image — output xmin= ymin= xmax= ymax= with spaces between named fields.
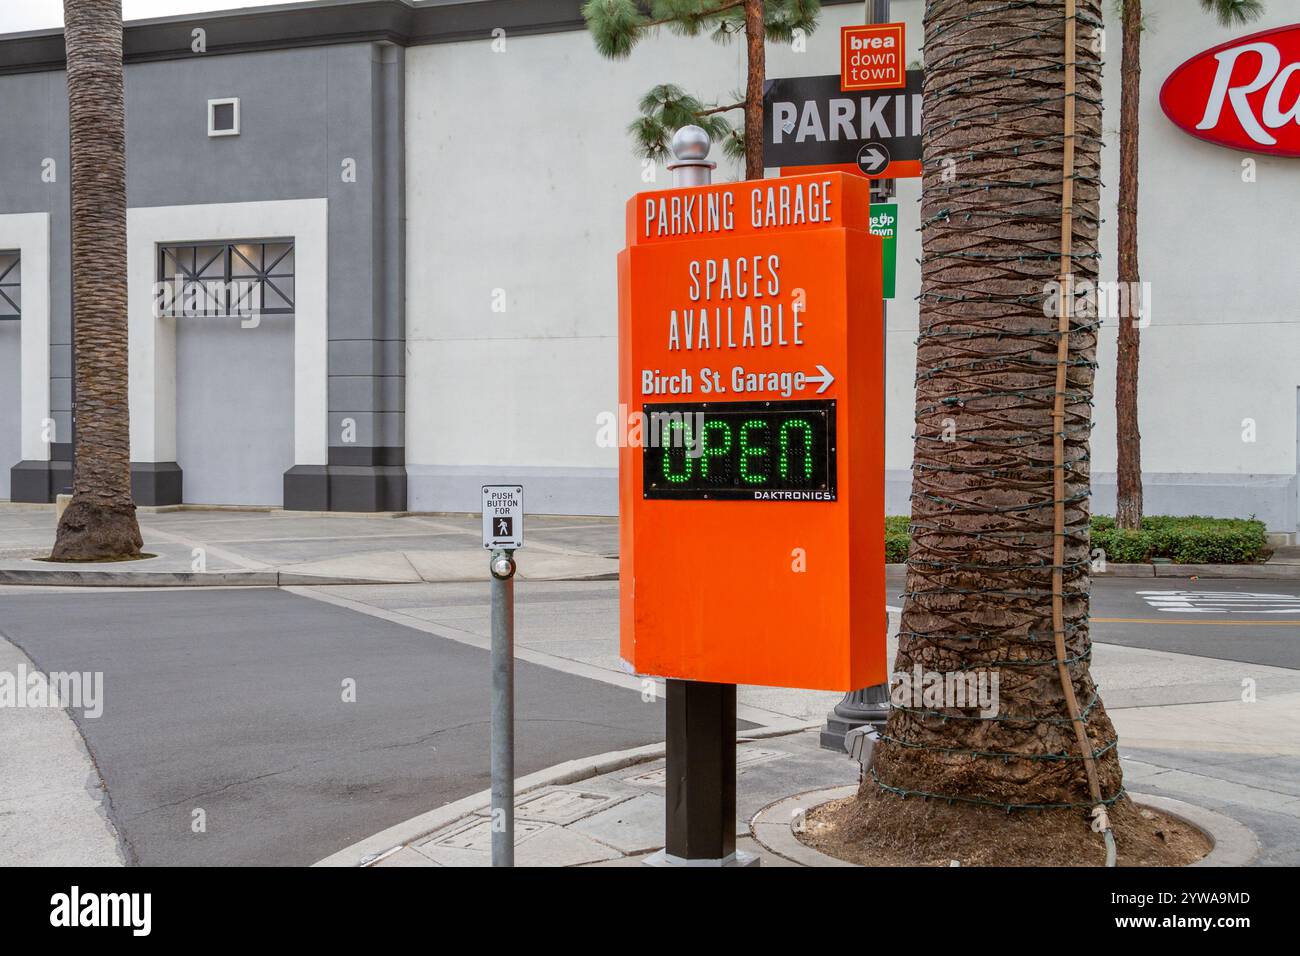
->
xmin=764 ymin=71 xmax=923 ymax=174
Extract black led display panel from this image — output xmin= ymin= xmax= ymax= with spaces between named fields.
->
xmin=642 ymin=399 xmax=837 ymax=501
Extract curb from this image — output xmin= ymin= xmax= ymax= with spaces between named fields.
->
xmin=312 ymin=725 xmax=813 ymax=867
xmin=0 ymin=568 xmax=373 ymax=587
xmin=1149 ymin=563 xmax=1300 ymax=580
xmin=0 ymin=568 xmax=622 ymax=588
xmin=751 ymin=786 xmax=859 ymax=867
xmin=884 ymin=562 xmax=1300 ymax=580
xmin=10 ymin=565 xmax=1297 ymax=587
xmin=749 ymin=787 xmax=1260 ymax=867
xmin=1132 ymin=792 xmax=1260 ymax=867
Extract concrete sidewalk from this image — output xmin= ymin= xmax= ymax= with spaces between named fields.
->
xmin=309 ymin=580 xmax=1300 ymax=866
xmin=342 ymin=729 xmax=858 ymax=867
xmin=0 ymin=633 xmax=124 ymax=866
xmin=3 ymin=505 xmax=1298 ymax=585
xmin=0 ymin=505 xmax=618 ymax=585
xmin=328 ymin=678 xmax=1296 ymax=867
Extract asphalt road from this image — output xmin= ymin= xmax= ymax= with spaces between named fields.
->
xmin=0 ymin=587 xmax=662 ymax=867
xmin=885 ymin=570 xmax=1300 ymax=669
xmin=1 ymin=574 xmax=1296 ymax=866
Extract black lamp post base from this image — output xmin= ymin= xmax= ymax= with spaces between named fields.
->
xmin=819 ymin=681 xmax=891 ymax=752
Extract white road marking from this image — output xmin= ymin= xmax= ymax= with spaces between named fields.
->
xmin=1136 ymin=590 xmax=1300 ymax=614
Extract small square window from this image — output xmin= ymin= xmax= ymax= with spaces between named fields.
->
xmin=208 ymin=97 xmax=240 ymax=137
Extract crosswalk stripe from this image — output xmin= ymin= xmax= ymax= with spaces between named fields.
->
xmin=1134 ymin=589 xmax=1300 ymax=615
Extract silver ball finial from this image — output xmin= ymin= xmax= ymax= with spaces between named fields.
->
xmin=667 ymin=125 xmax=716 ymax=185
xmin=671 ymin=125 xmax=712 ymax=162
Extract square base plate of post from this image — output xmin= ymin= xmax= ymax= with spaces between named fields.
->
xmin=642 ymin=849 xmax=761 ymax=867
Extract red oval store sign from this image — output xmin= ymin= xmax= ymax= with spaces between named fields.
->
xmin=1161 ymin=23 xmax=1300 ymax=156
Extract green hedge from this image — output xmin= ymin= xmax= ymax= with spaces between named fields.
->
xmin=1089 ymin=515 xmax=1268 ymax=565
xmin=885 ymin=515 xmax=911 ymax=564
xmin=886 ymin=515 xmax=1268 ymax=565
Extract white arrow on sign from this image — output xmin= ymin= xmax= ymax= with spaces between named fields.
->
xmin=861 ymin=147 xmax=886 ymax=169
xmin=808 ymin=364 xmax=835 ymax=394
xmin=856 ymin=141 xmax=891 ymax=175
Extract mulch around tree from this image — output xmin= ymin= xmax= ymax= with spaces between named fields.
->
xmin=798 ymin=785 xmax=1210 ymax=867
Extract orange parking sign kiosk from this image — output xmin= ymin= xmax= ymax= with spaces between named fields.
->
xmin=617 ymin=130 xmax=885 ymax=865
xmin=619 ymin=169 xmax=885 ymax=690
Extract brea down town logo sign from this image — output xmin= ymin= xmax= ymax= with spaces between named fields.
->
xmin=1161 ymin=23 xmax=1300 ymax=155
xmin=617 ymin=172 xmax=885 ymax=691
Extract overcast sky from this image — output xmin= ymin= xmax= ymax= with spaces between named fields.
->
xmin=0 ymin=1 xmax=293 ymax=34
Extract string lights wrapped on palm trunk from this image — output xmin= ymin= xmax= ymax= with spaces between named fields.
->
xmin=870 ymin=0 xmax=1123 ymax=815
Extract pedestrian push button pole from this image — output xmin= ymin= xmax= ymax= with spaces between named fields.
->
xmin=483 ymin=485 xmax=524 ymax=867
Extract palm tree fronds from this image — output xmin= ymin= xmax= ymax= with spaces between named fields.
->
xmin=582 ymin=0 xmax=648 ymax=58
xmin=764 ymin=0 xmax=821 ymax=43
xmin=1199 ymin=0 xmax=1266 ymax=27
xmin=629 ymin=84 xmax=736 ymax=160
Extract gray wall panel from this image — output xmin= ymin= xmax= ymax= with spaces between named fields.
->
xmin=328 ymin=411 xmax=403 ymax=448
xmin=0 ymin=71 xmax=71 ymax=431
xmin=175 ymin=313 xmax=295 ymax=505
xmin=0 ymin=322 xmax=19 ymax=498
xmin=328 ymin=374 xmax=404 ymax=413
xmin=328 ymin=340 xmax=378 ymax=377
xmin=126 ymin=54 xmax=327 ymax=205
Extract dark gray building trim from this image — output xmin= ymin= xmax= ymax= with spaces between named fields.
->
xmin=0 ymin=0 xmax=579 ymax=74
xmin=9 ymin=460 xmax=184 ymax=505
xmin=284 ymin=462 xmax=406 ymax=512
xmin=281 ymin=445 xmax=408 ymax=513
xmin=8 ymin=460 xmax=69 ymax=503
xmin=0 ymin=0 xmax=865 ymax=75
xmin=132 ymin=462 xmax=184 ymax=507
xmin=284 ymin=464 xmax=331 ymax=511
xmin=329 ymin=446 xmax=405 ymax=467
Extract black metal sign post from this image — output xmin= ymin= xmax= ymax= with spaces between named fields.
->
xmin=643 ymin=128 xmax=755 ymax=867
xmin=830 ymin=0 xmax=898 ymax=749
xmin=761 ymin=1 xmax=901 ymax=751
xmin=662 ymin=680 xmax=739 ymax=863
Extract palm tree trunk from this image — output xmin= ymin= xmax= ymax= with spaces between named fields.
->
xmin=1115 ymin=0 xmax=1143 ymax=530
xmin=51 ymin=0 xmax=143 ymax=561
xmin=743 ymin=0 xmax=765 ymax=180
xmin=869 ymin=0 xmax=1122 ymax=814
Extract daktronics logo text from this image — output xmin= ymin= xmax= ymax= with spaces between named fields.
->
xmin=1161 ymin=23 xmax=1300 ymax=155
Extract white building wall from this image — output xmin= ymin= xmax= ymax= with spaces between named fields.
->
xmin=126 ymin=199 xmax=329 ymax=470
xmin=405 ymin=24 xmax=744 ymax=513
xmin=405 ymin=0 xmax=1300 ymax=530
xmin=1092 ymin=1 xmax=1300 ymax=532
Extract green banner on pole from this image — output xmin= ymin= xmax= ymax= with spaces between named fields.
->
xmin=870 ymin=203 xmax=897 ymax=300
